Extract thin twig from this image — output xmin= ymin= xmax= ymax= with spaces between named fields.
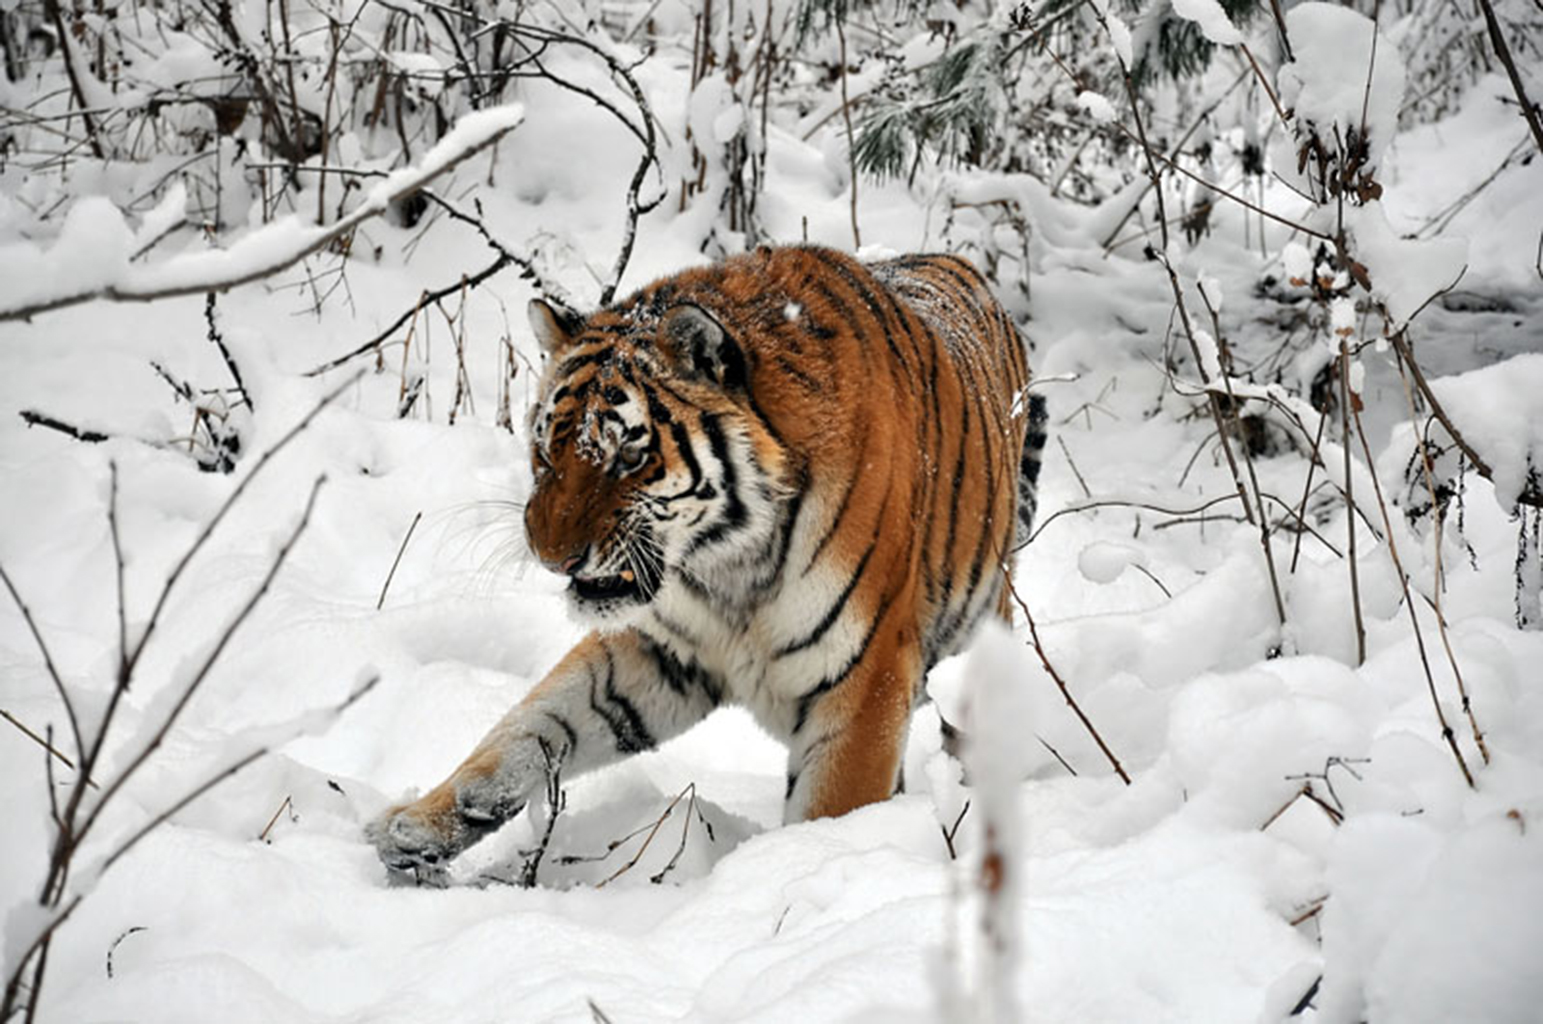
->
xmin=0 ymin=710 xmax=97 ymax=789
xmin=204 ymin=293 xmax=253 ymax=411
xmin=305 ymin=253 xmax=514 ymax=377
xmin=0 ymin=570 xmax=85 ymax=765
xmin=1197 ymin=280 xmax=1288 ymax=629
xmin=836 ymin=21 xmax=860 ymax=249
xmin=1392 ymin=354 xmax=1489 ymax=764
xmin=1339 ymin=343 xmax=1367 ymax=664
xmin=1003 ymin=576 xmax=1130 ymax=784
xmin=940 ymin=800 xmax=971 ymax=860
xmin=258 ymin=796 xmax=294 ymax=842
xmin=1028 ymin=494 xmax=1241 ymax=545
xmin=1474 ymin=0 xmax=1543 ymax=156
xmin=82 ymin=475 xmax=336 ymax=849
xmin=1389 ymin=330 xmax=1542 ymax=509
xmin=1056 ymin=435 xmax=1093 ymax=498
xmin=18 ymin=411 xmax=110 ymax=443
xmin=1348 ymin=379 xmax=1475 ymax=788
xmin=376 ymin=511 xmax=423 ymax=610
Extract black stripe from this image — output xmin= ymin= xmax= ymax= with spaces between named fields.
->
xmin=777 ymin=538 xmax=875 ymax=658
xmin=792 ymin=585 xmax=902 ymax=735
xmin=554 ymin=349 xmax=613 ymax=378
xmin=751 ymin=483 xmax=806 ymax=597
xmin=669 ymin=421 xmax=705 ymax=494
xmin=686 ymin=414 xmax=748 ymax=554
xmin=934 ymin=381 xmax=971 ymax=615
xmin=813 ymin=249 xmax=915 ymax=380
xmin=544 ymin=711 xmax=579 ymax=752
xmin=804 ymin=430 xmax=866 ymax=574
xmin=588 ymin=651 xmax=655 ymax=753
xmin=641 ymin=636 xmax=723 ymax=706
xmin=649 ymin=607 xmax=703 ymax=648
xmin=776 ymin=354 xmax=825 ymax=393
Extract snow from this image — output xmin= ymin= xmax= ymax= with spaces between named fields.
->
xmin=1427 ymin=354 xmax=1543 ymax=509
xmin=2 ymin=11 xmax=1542 ymax=1024
xmin=1344 ymin=201 xmax=1468 ymax=328
xmin=1088 ymin=0 xmax=1134 ymax=68
xmin=0 ymin=103 xmax=524 ymax=319
xmin=1075 ymin=90 xmax=1116 ymax=124
xmin=1077 ymin=541 xmax=1148 ymax=584
xmin=1169 ymin=0 xmax=1244 ymax=47
xmin=1278 ymin=3 xmax=1406 ymax=165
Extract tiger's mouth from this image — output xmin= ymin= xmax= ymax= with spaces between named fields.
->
xmin=568 ymin=559 xmax=663 ymax=609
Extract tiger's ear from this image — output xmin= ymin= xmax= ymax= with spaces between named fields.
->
xmin=528 ymin=297 xmax=585 ymax=355
xmin=661 ymin=304 xmax=747 ymax=390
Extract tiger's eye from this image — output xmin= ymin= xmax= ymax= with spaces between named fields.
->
xmin=615 ymin=445 xmax=647 ymax=474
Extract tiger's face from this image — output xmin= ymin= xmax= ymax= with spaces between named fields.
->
xmin=522 ymin=298 xmax=788 ymax=626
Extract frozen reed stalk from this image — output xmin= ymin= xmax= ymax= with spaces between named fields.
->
xmin=946 ymin=623 xmax=1033 ymax=1023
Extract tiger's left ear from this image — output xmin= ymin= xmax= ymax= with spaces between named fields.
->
xmin=528 ymin=297 xmax=585 ymax=355
xmin=661 ymin=304 xmax=748 ymax=390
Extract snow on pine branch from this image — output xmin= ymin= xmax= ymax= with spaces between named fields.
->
xmin=1168 ymin=0 xmax=1244 ymax=47
xmin=0 ymin=104 xmax=525 ymax=323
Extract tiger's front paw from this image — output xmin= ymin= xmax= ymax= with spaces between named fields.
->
xmin=367 ymin=776 xmax=530 ymax=877
xmin=367 ymin=803 xmax=461 ymax=875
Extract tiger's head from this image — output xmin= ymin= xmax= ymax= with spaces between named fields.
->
xmin=522 ymin=296 xmax=791 ymax=626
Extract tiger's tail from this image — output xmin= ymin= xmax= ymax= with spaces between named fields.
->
xmin=1014 ymin=392 xmax=1048 ymax=550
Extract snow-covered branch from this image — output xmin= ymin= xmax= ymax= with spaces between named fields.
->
xmin=0 ymin=105 xmax=524 ymax=323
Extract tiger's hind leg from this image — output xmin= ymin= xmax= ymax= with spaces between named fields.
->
xmin=781 ymin=622 xmax=923 ymax=823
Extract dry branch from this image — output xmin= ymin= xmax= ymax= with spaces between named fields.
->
xmin=2 ymin=372 xmax=366 ymax=1022
xmin=1003 ymin=575 xmax=1130 ymax=785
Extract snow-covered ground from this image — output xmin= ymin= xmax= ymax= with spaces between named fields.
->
xmin=3 ymin=12 xmax=1542 ymax=1023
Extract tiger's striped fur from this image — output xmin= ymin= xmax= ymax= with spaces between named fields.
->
xmin=369 ymin=245 xmax=1040 ymax=872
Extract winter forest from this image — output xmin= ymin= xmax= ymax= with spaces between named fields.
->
xmin=2 ymin=0 xmax=1541 ymax=1018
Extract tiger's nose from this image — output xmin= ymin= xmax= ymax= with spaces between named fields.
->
xmin=545 ymin=547 xmax=589 ymax=577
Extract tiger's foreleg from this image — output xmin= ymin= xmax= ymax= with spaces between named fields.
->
xmin=368 ymin=630 xmax=720 ymax=872
xmin=782 ymin=621 xmax=923 ymax=823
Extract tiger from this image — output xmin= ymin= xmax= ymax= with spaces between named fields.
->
xmin=368 ymin=244 xmax=1047 ymax=874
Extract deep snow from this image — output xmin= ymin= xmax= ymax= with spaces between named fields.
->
xmin=3 ymin=10 xmax=1542 ymax=1024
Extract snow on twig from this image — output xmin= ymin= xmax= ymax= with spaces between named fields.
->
xmin=0 ymin=105 xmax=525 ymax=323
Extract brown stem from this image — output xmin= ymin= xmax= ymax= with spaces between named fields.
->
xmin=306 ymin=253 xmax=515 ymax=377
xmin=0 ymin=710 xmax=96 ymax=788
xmin=1339 ymin=342 xmax=1367 ymax=665
xmin=1475 ymin=0 xmax=1543 ymax=157
xmin=1163 ymin=262 xmax=1256 ymax=527
xmin=0 ymin=568 xmax=84 ymax=762
xmin=1389 ymin=330 xmax=1543 ymax=509
xmin=1198 ymin=281 xmax=1288 ymax=628
xmin=377 ymin=511 xmax=423 ymax=610
xmin=1348 ymin=373 xmax=1475 ymax=788
xmin=836 ymin=21 xmax=861 ymax=249
xmin=43 ymin=0 xmax=105 ymax=159
xmin=1003 ymin=575 xmax=1131 ymax=785
xmin=1392 ymin=355 xmax=1489 ymax=764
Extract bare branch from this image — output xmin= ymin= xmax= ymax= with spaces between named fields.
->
xmin=0 ymin=566 xmax=84 ymax=764
xmin=18 ymin=411 xmax=110 ymax=444
xmin=377 ymin=511 xmax=424 ymax=610
xmin=78 ymin=474 xmax=334 ymax=846
xmin=1474 ymin=0 xmax=1543 ymax=156
xmin=0 ymin=709 xmax=96 ymax=789
xmin=1003 ymin=574 xmax=1130 ymax=785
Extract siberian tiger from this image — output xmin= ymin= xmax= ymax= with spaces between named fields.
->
xmin=369 ymin=244 xmax=1046 ymax=873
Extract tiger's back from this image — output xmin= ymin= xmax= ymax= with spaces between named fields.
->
xmin=369 ymin=245 xmax=1042 ymax=872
